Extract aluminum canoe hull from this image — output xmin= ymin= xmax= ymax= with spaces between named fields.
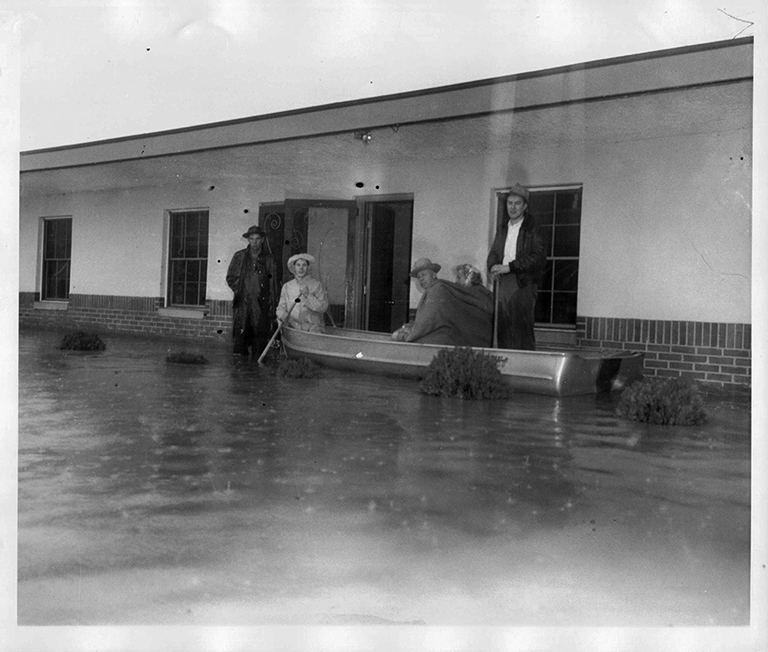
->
xmin=281 ymin=326 xmax=644 ymax=396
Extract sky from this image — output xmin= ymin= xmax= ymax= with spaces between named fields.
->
xmin=9 ymin=0 xmax=761 ymax=151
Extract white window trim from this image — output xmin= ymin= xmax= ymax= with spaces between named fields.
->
xmin=161 ymin=207 xmax=210 ymax=310
xmin=157 ymin=307 xmax=207 ymax=319
xmin=38 ymin=215 xmax=73 ymax=302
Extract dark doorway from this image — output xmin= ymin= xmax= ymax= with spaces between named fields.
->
xmin=361 ymin=199 xmax=413 ymax=332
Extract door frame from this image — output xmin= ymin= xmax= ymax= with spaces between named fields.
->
xmin=352 ymin=194 xmax=414 ymax=331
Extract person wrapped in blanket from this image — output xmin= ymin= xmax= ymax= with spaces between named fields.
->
xmin=391 ymin=258 xmax=494 ymax=346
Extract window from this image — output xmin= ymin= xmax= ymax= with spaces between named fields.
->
xmin=168 ymin=210 xmax=209 ymax=307
xmin=496 ymin=186 xmax=582 ymax=326
xmin=41 ymin=217 xmax=72 ymax=300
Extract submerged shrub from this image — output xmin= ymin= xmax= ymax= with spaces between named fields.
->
xmin=59 ymin=331 xmax=106 ymax=351
xmin=166 ymin=352 xmax=208 ymax=365
xmin=277 ymin=357 xmax=322 ymax=379
xmin=419 ymin=347 xmax=511 ymax=400
xmin=616 ymin=376 xmax=707 ymax=425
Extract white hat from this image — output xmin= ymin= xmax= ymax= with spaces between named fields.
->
xmin=287 ymin=253 xmax=317 ymax=275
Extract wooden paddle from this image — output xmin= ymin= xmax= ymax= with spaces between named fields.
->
xmin=257 ymin=297 xmax=300 ymax=363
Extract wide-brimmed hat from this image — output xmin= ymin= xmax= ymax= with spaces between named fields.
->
xmin=287 ymin=252 xmax=317 ymax=274
xmin=506 ymin=184 xmax=529 ymax=202
xmin=242 ymin=225 xmax=266 ymax=239
xmin=409 ymin=257 xmax=441 ymax=277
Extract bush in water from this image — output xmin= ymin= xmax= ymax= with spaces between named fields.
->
xmin=59 ymin=331 xmax=106 ymax=351
xmin=277 ymin=357 xmax=322 ymax=379
xmin=166 ymin=352 xmax=209 ymax=365
xmin=419 ymin=347 xmax=511 ymax=400
xmin=616 ymin=376 xmax=707 ymax=425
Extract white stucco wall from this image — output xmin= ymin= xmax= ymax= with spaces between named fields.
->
xmin=386 ymin=85 xmax=752 ymax=322
xmin=20 ymin=78 xmax=752 ymax=325
xmin=19 ymin=180 xmax=292 ymax=302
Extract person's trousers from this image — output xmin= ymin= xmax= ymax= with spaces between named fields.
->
xmin=496 ymin=275 xmax=537 ymax=351
xmin=233 ymin=300 xmax=271 ymax=355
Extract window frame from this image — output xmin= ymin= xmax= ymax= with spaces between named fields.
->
xmin=165 ymin=208 xmax=210 ymax=308
xmin=40 ymin=216 xmax=72 ymax=302
xmin=494 ymin=185 xmax=583 ymax=328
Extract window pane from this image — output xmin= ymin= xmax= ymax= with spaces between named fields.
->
xmin=42 ymin=219 xmax=72 ymax=300
xmin=529 ymin=191 xmax=555 ymax=226
xmin=185 ymin=282 xmax=197 ymax=306
xmin=186 ymin=261 xmax=199 ymax=283
xmin=552 ymin=292 xmax=577 ymax=324
xmin=198 ymin=218 xmax=209 ymax=257
xmin=553 ymin=225 xmax=580 ymax=257
xmin=540 ymin=259 xmax=554 ymax=293
xmin=167 ymin=212 xmax=209 ymax=306
xmin=539 ymin=225 xmax=553 ymax=257
xmin=554 ymin=190 xmax=581 ymax=225
xmin=171 ymin=284 xmax=184 ymax=305
xmin=535 ymin=291 xmax=552 ymax=323
xmin=553 ymin=259 xmax=579 ymax=292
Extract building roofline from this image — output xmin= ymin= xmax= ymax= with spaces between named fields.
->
xmin=21 ymin=35 xmax=753 ymax=156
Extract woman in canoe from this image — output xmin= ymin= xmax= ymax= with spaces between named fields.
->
xmin=276 ymin=253 xmax=329 ymax=333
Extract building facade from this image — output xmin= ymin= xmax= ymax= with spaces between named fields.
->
xmin=19 ymin=37 xmax=753 ymax=390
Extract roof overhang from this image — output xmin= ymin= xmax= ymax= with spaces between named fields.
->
xmin=21 ymin=37 xmax=753 ymax=174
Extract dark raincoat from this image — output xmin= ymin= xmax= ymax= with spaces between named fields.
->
xmin=226 ymin=246 xmax=279 ymax=353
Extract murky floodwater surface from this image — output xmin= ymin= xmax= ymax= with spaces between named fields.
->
xmin=17 ymin=330 xmax=751 ymax=626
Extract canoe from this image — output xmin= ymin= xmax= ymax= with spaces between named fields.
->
xmin=280 ymin=325 xmax=645 ymax=396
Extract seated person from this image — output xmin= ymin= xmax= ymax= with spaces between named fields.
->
xmin=454 ymin=262 xmax=484 ymax=288
xmin=276 ymin=253 xmax=329 ymax=332
xmin=392 ymin=258 xmax=494 ymax=347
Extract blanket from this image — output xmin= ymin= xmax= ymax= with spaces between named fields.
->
xmin=406 ymin=280 xmax=494 ymax=347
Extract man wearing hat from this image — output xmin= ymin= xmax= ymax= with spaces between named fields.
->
xmin=487 ymin=184 xmax=547 ymax=350
xmin=226 ymin=225 xmax=278 ymax=355
xmin=392 ymin=257 xmax=494 ymax=346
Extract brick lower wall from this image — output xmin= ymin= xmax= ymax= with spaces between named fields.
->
xmin=19 ymin=293 xmax=233 ymax=347
xmin=19 ymin=294 xmax=752 ymax=390
xmin=576 ymin=316 xmax=751 ymax=390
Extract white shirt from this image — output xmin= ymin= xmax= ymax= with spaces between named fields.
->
xmin=502 ymin=219 xmax=523 ymax=266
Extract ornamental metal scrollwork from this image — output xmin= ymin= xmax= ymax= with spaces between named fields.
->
xmin=264 ymin=212 xmax=283 ymax=232
xmin=290 ymin=229 xmax=305 ymax=250
xmin=291 ymin=208 xmax=309 ymax=251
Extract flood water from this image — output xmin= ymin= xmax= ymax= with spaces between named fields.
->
xmin=17 ymin=328 xmax=751 ymax=628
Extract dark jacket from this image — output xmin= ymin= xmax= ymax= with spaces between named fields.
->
xmin=486 ymin=213 xmax=547 ymax=288
xmin=226 ymin=246 xmax=279 ymax=330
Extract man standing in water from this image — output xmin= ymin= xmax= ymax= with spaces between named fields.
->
xmin=226 ymin=225 xmax=278 ymax=356
xmin=487 ymin=184 xmax=547 ymax=350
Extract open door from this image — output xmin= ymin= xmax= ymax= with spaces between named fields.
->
xmin=259 ymin=197 xmax=412 ymax=332
xmin=259 ymin=199 xmax=356 ymax=326
xmin=360 ymin=199 xmax=414 ymax=333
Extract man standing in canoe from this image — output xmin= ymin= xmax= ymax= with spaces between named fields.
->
xmin=226 ymin=225 xmax=279 ymax=356
xmin=487 ymin=184 xmax=547 ymax=350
